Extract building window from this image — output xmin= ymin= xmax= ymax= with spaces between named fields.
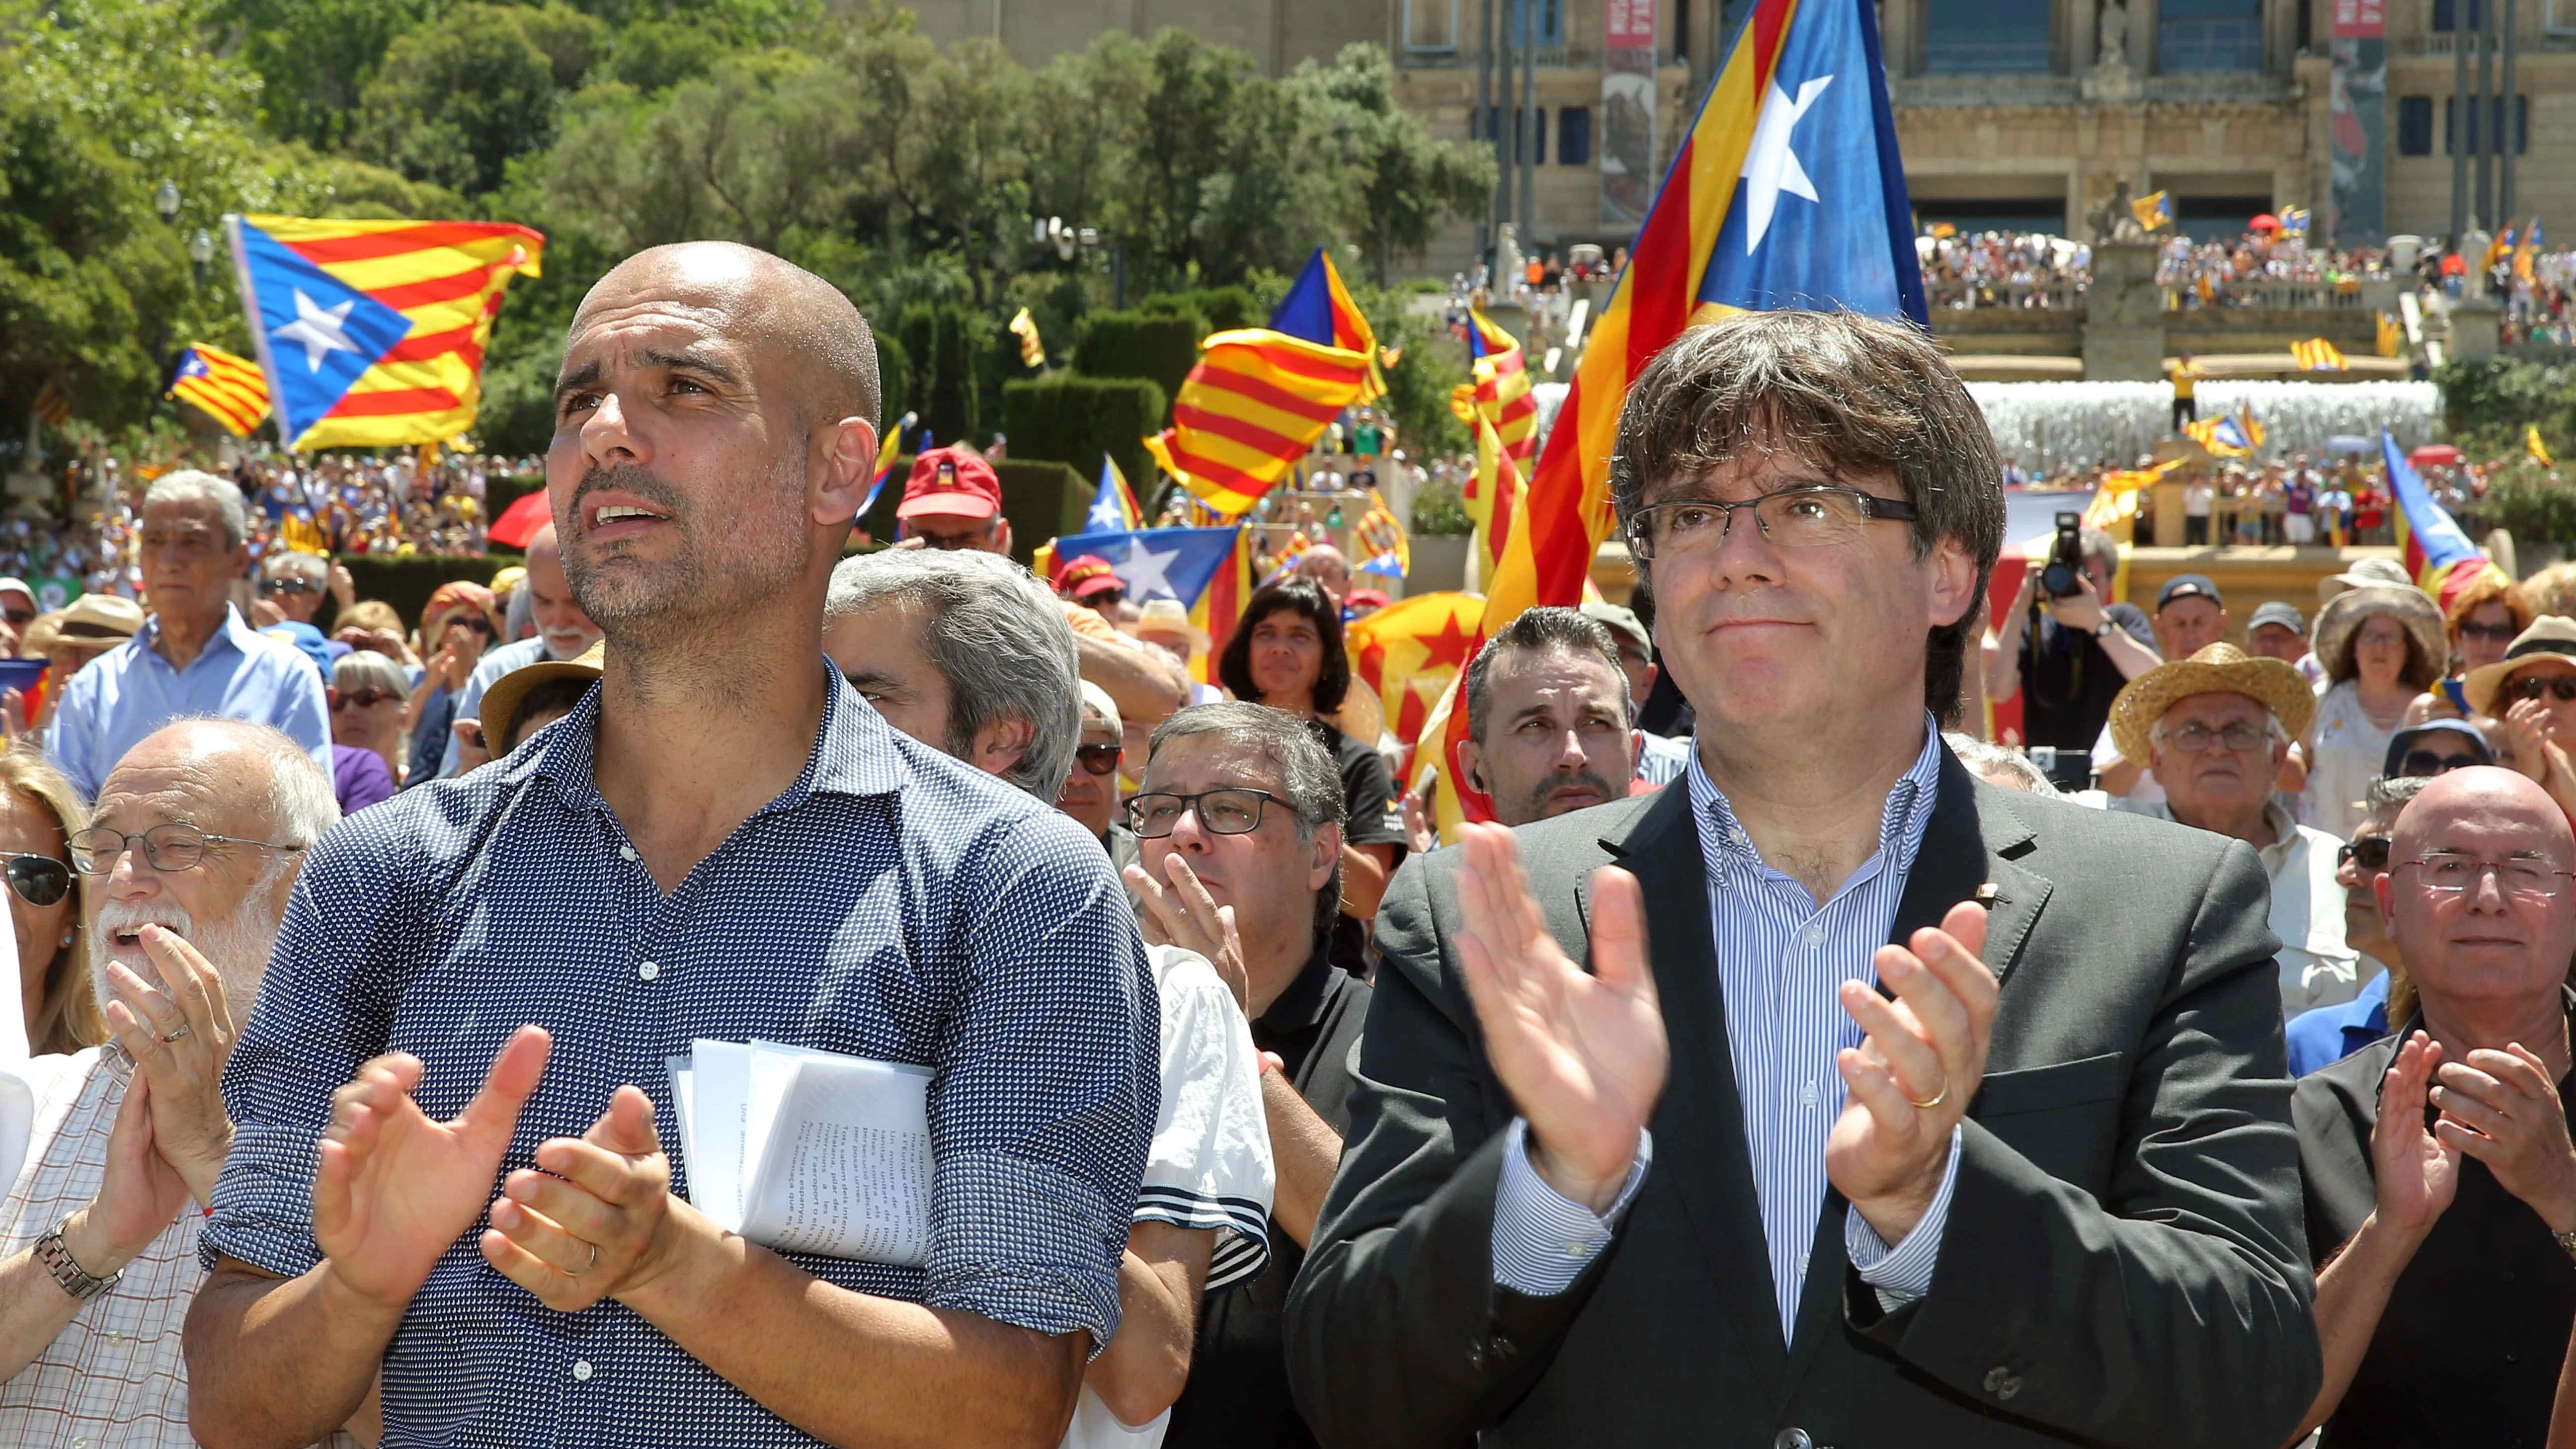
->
xmin=2432 ymin=0 xmax=2486 ymax=30
xmin=1558 ymin=106 xmax=1592 ymax=164
xmin=2445 ymin=94 xmax=2531 ymax=154
xmin=1477 ymin=107 xmax=1553 ymax=163
xmin=1403 ymin=0 xmax=1458 ymax=50
xmin=2398 ymin=95 xmax=2434 ymax=155
xmin=1923 ymin=0 xmax=2054 ymax=73
xmin=1506 ymin=0 xmax=1565 ymax=46
xmin=2158 ymin=0 xmax=2263 ymax=71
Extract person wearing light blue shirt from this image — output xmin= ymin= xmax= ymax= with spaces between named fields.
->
xmin=46 ymin=471 xmax=330 ymax=802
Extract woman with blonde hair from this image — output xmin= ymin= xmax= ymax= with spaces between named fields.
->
xmin=0 ymin=742 xmax=95 ymax=1055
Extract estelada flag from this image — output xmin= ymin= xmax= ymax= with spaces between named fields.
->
xmin=226 ymin=214 xmax=542 ymax=450
xmin=2384 ymin=429 xmax=2505 ymax=611
xmin=1033 ymin=526 xmax=1251 ymax=683
xmin=167 ymin=344 xmax=270 ymax=438
xmin=1146 ymin=250 xmax=1377 ymax=517
xmin=1347 ymin=591 xmax=1483 ymax=753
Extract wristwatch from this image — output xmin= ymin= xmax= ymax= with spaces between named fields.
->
xmin=35 ymin=1216 xmax=120 ymax=1303
xmin=2093 ymin=619 xmax=2117 ymax=637
xmin=2557 ymin=1227 xmax=2576 ymax=1263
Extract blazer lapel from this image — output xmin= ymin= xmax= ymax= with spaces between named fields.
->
xmin=1601 ymin=786 xmax=1793 ymax=1396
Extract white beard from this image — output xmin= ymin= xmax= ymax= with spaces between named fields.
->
xmin=89 ymin=889 xmax=284 ymax=1022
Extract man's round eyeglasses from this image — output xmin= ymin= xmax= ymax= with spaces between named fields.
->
xmin=67 ymin=823 xmax=308 ymax=876
xmin=1623 ymin=485 xmax=1919 ymax=561
xmin=2 ymin=853 xmax=70 ymax=907
xmin=1127 ymin=788 xmax=1283 ymax=839
xmin=2399 ymin=853 xmax=2576 ymax=901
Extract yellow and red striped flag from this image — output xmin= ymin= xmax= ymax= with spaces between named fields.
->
xmin=167 ymin=344 xmax=271 ymax=437
xmin=227 ymin=214 xmax=543 ymax=451
xmin=2291 ymin=337 xmax=2347 ymax=371
xmin=1145 ymin=249 xmax=1377 ymax=517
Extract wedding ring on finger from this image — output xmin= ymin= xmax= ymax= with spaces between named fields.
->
xmin=568 ymin=1241 xmax=599 ymax=1277
xmin=1906 ymin=1075 xmax=1950 ymax=1111
xmin=158 ymin=1024 xmax=192 ymax=1045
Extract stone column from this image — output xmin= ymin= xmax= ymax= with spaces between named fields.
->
xmin=1882 ymin=0 xmax=1921 ymax=78
xmin=2450 ymin=297 xmax=2503 ymax=360
xmin=2067 ymin=0 xmax=2096 ymax=77
xmin=2129 ymin=0 xmax=2158 ymax=75
xmin=2083 ymin=241 xmax=2170 ymax=380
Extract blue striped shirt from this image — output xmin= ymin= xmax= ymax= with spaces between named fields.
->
xmin=1493 ymin=723 xmax=1960 ymax=1342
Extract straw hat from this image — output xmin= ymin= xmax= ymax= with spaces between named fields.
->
xmin=1130 ymin=597 xmax=1208 ymax=653
xmin=2313 ymin=584 xmax=2447 ymax=687
xmin=2108 ymin=643 xmax=2318 ymax=766
xmin=2463 ymin=615 xmax=2576 ymax=717
xmin=2316 ymin=556 xmax=2413 ymax=603
xmin=55 ymin=593 xmax=145 ymax=646
xmin=477 ymin=640 xmax=604 ymax=755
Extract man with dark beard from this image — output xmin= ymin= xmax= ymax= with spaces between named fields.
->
xmin=1456 ymin=607 xmax=1637 ymax=827
xmin=186 ymin=242 xmax=1156 ymax=1449
xmin=0 ymin=721 xmax=337 ymax=1443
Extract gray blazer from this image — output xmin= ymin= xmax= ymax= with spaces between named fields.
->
xmin=1284 ymin=750 xmax=2321 ymax=1448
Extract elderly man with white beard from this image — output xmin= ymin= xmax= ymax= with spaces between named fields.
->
xmin=0 ymin=719 xmax=337 ymax=1444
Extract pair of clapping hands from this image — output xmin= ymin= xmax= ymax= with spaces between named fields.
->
xmin=2372 ymin=1031 xmax=2576 ymax=1239
xmin=66 ymin=928 xmax=241 ymax=1275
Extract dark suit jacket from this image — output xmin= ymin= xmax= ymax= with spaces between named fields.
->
xmin=1283 ymin=752 xmax=2321 ymax=1448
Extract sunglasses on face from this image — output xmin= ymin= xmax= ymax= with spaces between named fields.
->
xmin=2401 ymin=749 xmax=2484 ymax=777
xmin=2512 ymin=675 xmax=2576 ymax=702
xmin=2460 ymin=621 xmax=2521 ymax=643
xmin=1 ymin=609 xmax=32 ymax=629
xmin=2337 ymin=836 xmax=2392 ymax=871
xmin=258 ymin=577 xmax=320 ymax=596
xmin=1073 ymin=742 xmax=1124 ymax=777
xmin=2 ymin=853 xmax=69 ymax=907
xmin=450 ymin=614 xmax=494 ymax=637
xmin=331 ymin=688 xmax=399 ymax=710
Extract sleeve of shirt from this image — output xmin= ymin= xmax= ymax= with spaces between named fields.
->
xmin=1489 ymin=1117 xmax=1652 ymax=1297
xmin=1136 ymin=947 xmax=1275 ymax=1293
xmin=927 ymin=808 xmax=1160 ymax=1353
xmin=203 ymin=808 xmax=412 ymax=1274
xmin=276 ymin=653 xmax=335 ymax=780
xmin=1842 ymin=1124 xmax=1962 ymax=1307
xmin=1337 ymin=734 xmax=1403 ymax=850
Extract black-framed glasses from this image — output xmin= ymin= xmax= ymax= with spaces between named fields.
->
xmin=2 ymin=853 xmax=70 ymax=907
xmin=2400 ymin=852 xmax=2576 ymax=901
xmin=2460 ymin=621 xmax=2521 ymax=643
xmin=2399 ymin=749 xmax=2485 ymax=777
xmin=2337 ymin=836 xmax=2392 ymax=871
xmin=1073 ymin=743 xmax=1124 ymax=777
xmin=258 ymin=576 xmax=320 ymax=596
xmin=2511 ymin=675 xmax=2576 ymax=703
xmin=67 ymin=823 xmax=308 ymax=876
xmin=1128 ymin=788 xmax=1284 ymax=839
xmin=1623 ymin=485 xmax=1920 ymax=561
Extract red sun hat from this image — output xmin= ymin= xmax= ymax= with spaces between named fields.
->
xmin=1053 ymin=554 xmax=1122 ymax=601
xmin=897 ymin=446 xmax=1002 ymax=520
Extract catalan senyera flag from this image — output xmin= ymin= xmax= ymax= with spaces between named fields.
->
xmin=1146 ymin=249 xmax=1378 ymax=517
xmin=31 ymin=379 xmax=70 ymax=429
xmin=2518 ymin=219 xmax=2544 ymax=285
xmin=2385 ymin=429 xmax=2506 ymax=611
xmin=1347 ymin=591 xmax=1484 ymax=753
xmin=2133 ymin=190 xmax=2173 ymax=232
xmin=1354 ymin=487 xmax=1410 ymax=580
xmin=2279 ymin=205 xmax=2311 ymax=234
xmin=227 ymin=214 xmax=543 ymax=451
xmin=2532 ymin=425 xmax=2556 ymax=468
xmin=2485 ymin=224 xmax=2516 ymax=275
xmin=167 ymin=344 xmax=270 ymax=437
xmin=2377 ymin=310 xmax=2404 ymax=358
xmin=856 ymin=412 xmax=917 ymax=521
xmin=2291 ymin=336 xmax=2347 ymax=371
xmin=1010 ymin=307 xmax=1046 ymax=369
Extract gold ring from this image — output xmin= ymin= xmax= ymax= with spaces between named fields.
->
xmin=1906 ymin=1077 xmax=1950 ymax=1110
xmin=569 ymin=1241 xmax=599 ymax=1277
xmin=158 ymin=1024 xmax=191 ymax=1044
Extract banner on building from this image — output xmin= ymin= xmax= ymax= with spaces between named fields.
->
xmin=2329 ymin=0 xmax=2387 ymax=246
xmin=1601 ymin=0 xmax=1659 ymax=227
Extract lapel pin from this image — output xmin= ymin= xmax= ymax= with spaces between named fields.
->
xmin=1974 ymin=882 xmax=2000 ymax=905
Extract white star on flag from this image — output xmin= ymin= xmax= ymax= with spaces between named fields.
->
xmin=1087 ymin=493 xmax=1126 ymax=532
xmin=271 ymin=289 xmax=363 ymax=372
xmin=1112 ymin=540 xmax=1182 ymax=600
xmin=1740 ymin=74 xmax=1833 ymax=254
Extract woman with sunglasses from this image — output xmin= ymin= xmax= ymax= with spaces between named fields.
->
xmin=0 ymin=742 xmax=95 ymax=1056
xmin=402 ymin=581 xmax=496 ymax=789
xmin=2465 ymin=615 xmax=2576 ymax=822
xmin=330 ymin=651 xmax=409 ymax=813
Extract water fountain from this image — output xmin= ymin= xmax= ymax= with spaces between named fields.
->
xmin=1968 ymin=380 xmax=2443 ymax=474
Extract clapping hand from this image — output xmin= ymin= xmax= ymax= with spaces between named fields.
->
xmin=100 ymin=926 xmax=239 ymax=1206
xmin=2373 ymin=1031 xmax=2460 ymax=1236
xmin=483 ymin=1084 xmax=694 ymax=1312
xmin=1826 ymin=902 xmax=1997 ymax=1245
xmin=1452 ymin=822 xmax=1666 ymax=1215
xmin=2431 ymin=1041 xmax=2576 ymax=1232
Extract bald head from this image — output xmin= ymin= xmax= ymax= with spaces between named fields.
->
xmin=2382 ymin=766 xmax=2576 ymax=1010
xmin=2392 ymin=767 xmax=2574 ymax=864
xmin=570 ymin=242 xmax=879 ymax=430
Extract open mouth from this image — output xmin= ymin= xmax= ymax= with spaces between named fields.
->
xmin=584 ymin=496 xmax=675 ymax=539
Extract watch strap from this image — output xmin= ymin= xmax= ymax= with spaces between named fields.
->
xmin=35 ymin=1217 xmax=120 ymax=1303
xmin=2556 ymin=1227 xmax=2576 ymax=1262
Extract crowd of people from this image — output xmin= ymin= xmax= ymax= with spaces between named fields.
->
xmin=5 ymin=239 xmax=2576 ymax=1449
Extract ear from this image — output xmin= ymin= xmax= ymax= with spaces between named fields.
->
xmin=969 ymin=715 xmax=1037 ymax=780
xmin=995 ymin=516 xmax=1015 ymax=557
xmin=2373 ymin=870 xmax=2396 ymax=931
xmin=1926 ymin=535 xmax=1981 ymax=630
xmin=1308 ymin=820 xmax=1342 ymax=893
xmin=1454 ymin=737 xmax=1486 ymax=794
xmin=812 ymin=418 xmax=878 ymax=527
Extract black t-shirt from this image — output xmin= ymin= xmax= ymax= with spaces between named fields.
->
xmin=2016 ymin=601 xmax=2154 ymax=753
xmin=1323 ymin=724 xmax=1403 ymax=852
xmin=2296 ymin=1021 xmax=2576 ymax=1449
xmin=1163 ymin=929 xmax=1372 ymax=1449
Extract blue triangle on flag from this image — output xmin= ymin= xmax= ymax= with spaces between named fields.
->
xmin=1267 ymin=251 xmax=1336 ymax=346
xmin=233 ymin=219 xmax=413 ymax=444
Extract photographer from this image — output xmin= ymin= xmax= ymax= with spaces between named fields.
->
xmin=1985 ymin=520 xmax=2160 ymax=754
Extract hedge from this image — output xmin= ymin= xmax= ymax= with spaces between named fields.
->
xmin=854 ymin=455 xmax=1089 ymax=567
xmin=1001 ymin=376 xmax=1166 ymax=498
xmin=896 ymin=302 xmax=985 ymax=448
xmin=1075 ymin=310 xmax=1205 ymax=422
xmin=330 ymin=550 xmax=525 ymax=634
xmin=1136 ymin=286 xmax=1256 ymax=334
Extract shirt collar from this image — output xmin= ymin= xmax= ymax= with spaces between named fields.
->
xmin=1255 ymin=920 xmax=1365 ymax=1038
xmin=1684 ymin=713 xmax=1945 ymax=880
xmin=133 ymin=605 xmax=253 ymax=664
xmin=521 ymin=656 xmax=910 ymax=812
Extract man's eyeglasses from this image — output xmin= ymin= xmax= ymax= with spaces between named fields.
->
xmin=2460 ymin=621 xmax=2521 ymax=643
xmin=331 ymin=688 xmax=400 ymax=711
xmin=1073 ymin=743 xmax=1124 ymax=777
xmin=2 ymin=853 xmax=70 ymax=907
xmin=1623 ymin=485 xmax=1920 ymax=561
xmin=2160 ymin=722 xmax=2272 ymax=754
xmin=2337 ymin=836 xmax=2392 ymax=871
xmin=68 ymin=823 xmax=309 ymax=876
xmin=2400 ymin=852 xmax=2576 ymax=901
xmin=2399 ymin=750 xmax=2485 ymax=777
xmin=1128 ymin=788 xmax=1284 ymax=839
xmin=258 ymin=577 xmax=320 ymax=596
xmin=2511 ymin=675 xmax=2576 ymax=703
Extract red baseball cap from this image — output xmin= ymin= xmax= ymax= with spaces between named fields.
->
xmin=896 ymin=447 xmax=1002 ymax=521
xmin=1053 ymin=554 xmax=1122 ymax=602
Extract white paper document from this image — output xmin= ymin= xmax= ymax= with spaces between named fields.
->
xmin=668 ymin=1039 xmax=935 ymax=1266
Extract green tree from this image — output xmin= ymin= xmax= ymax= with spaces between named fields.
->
xmin=1288 ymin=45 xmax=1495 ymax=286
xmin=216 ymin=0 xmax=440 ymax=150
xmin=353 ymin=4 xmax=605 ymax=195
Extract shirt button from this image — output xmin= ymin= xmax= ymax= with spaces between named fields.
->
xmin=1565 ymin=1238 xmax=1592 ymax=1258
xmin=1800 ymin=1081 xmax=1819 ymax=1109
xmin=571 ymin=1359 xmax=594 ymax=1383
xmin=1802 ymin=923 xmax=1825 ymax=950
xmin=637 ymin=961 xmax=660 ymax=982
xmin=1776 ymin=1428 xmax=1813 ymax=1449
xmin=618 ymin=845 xmax=638 ymax=862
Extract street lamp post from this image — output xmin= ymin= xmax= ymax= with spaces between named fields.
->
xmin=189 ymin=227 xmax=215 ymax=287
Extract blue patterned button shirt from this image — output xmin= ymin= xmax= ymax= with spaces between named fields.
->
xmin=205 ymin=667 xmax=1158 ymax=1447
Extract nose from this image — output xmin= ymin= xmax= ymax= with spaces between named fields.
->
xmin=1703 ymin=500 xmax=1785 ymax=589
xmin=101 ymin=844 xmax=162 ymax=903
xmin=1165 ymin=804 xmax=1217 ymax=854
xmin=578 ymin=388 xmax=646 ymax=469
xmin=1550 ymin=728 xmax=1590 ymax=771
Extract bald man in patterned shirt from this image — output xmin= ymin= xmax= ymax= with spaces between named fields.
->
xmin=185 ymin=242 xmax=1158 ymax=1449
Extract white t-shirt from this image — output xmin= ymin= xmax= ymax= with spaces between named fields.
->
xmin=1060 ymin=945 xmax=1274 ymax=1449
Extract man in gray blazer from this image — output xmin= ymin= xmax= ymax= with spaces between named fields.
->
xmin=1283 ymin=312 xmax=2321 ymax=1448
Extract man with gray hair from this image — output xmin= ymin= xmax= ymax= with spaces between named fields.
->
xmin=823 ymin=546 xmax=1082 ymax=801
xmin=48 ymin=472 xmax=330 ymax=801
xmin=0 ymin=720 xmax=336 ymax=1443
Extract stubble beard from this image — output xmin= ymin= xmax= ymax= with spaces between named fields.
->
xmin=564 ymin=458 xmax=808 ymax=649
